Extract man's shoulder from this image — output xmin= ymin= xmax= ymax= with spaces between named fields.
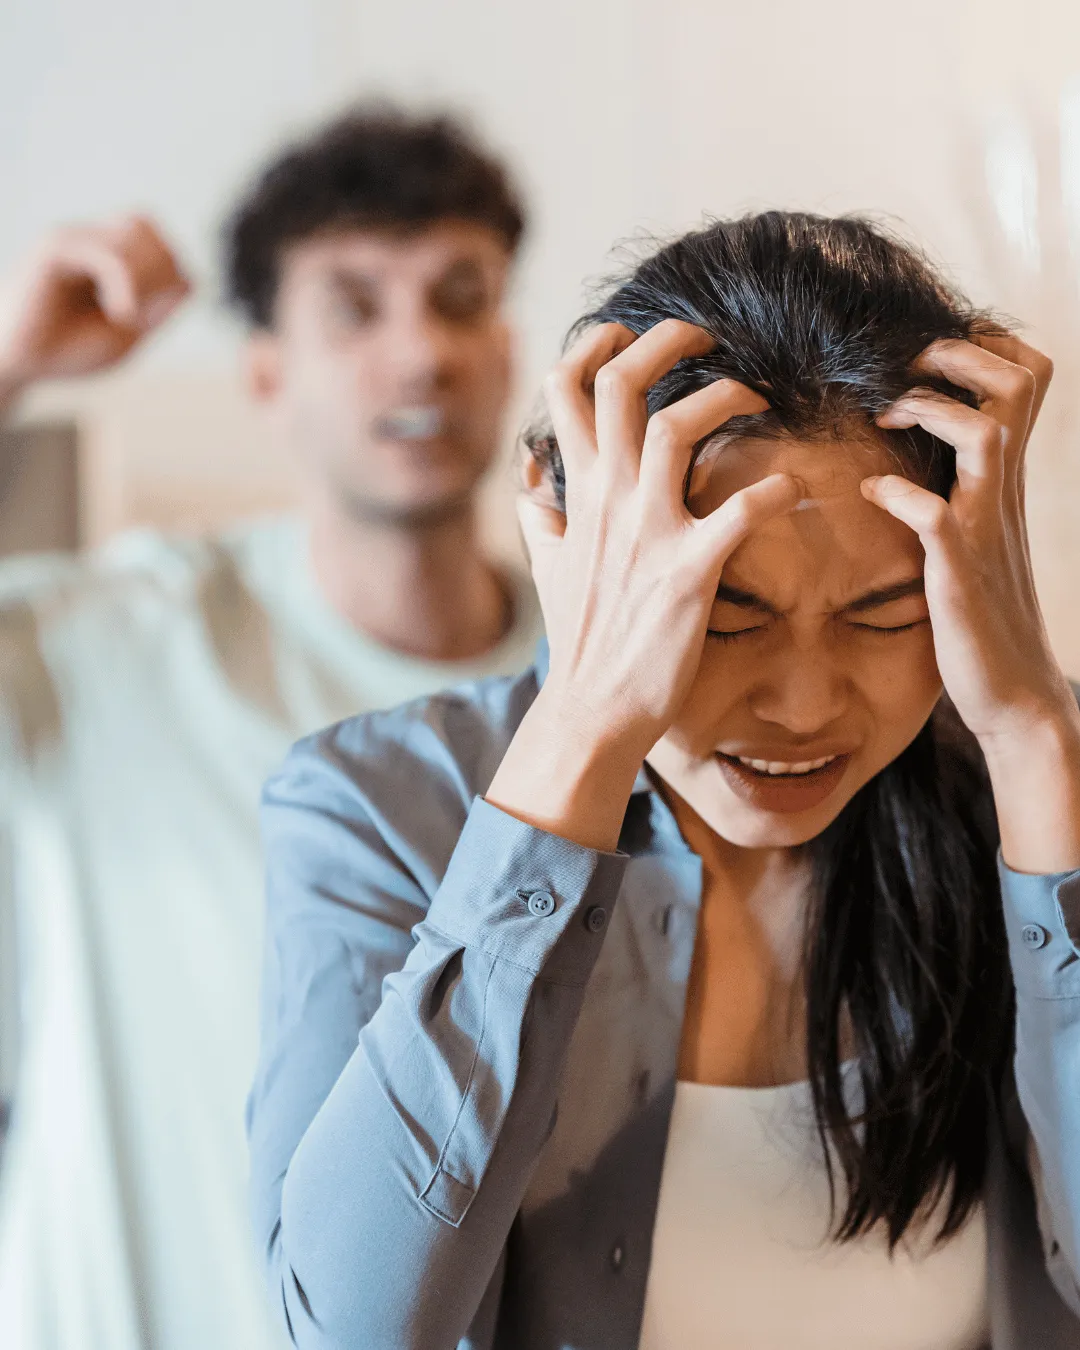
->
xmin=0 ymin=517 xmax=283 ymax=633
xmin=266 ymin=668 xmax=541 ymax=828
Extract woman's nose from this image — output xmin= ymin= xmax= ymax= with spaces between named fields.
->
xmin=747 ymin=651 xmax=851 ymax=736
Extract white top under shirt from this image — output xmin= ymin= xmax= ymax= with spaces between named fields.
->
xmin=638 ymin=1077 xmax=989 ymax=1350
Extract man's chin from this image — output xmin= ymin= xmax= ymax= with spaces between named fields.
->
xmin=338 ymin=484 xmax=478 ymax=530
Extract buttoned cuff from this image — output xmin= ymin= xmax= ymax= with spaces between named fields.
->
xmin=423 ymin=796 xmax=629 ymax=986
xmin=999 ymin=855 xmax=1080 ymax=999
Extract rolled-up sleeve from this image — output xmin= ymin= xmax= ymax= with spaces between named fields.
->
xmin=249 ymin=727 xmax=627 ymax=1349
xmin=1000 ymin=859 xmax=1080 ymax=1317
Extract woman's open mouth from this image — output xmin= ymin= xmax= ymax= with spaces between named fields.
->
xmin=714 ymin=750 xmax=852 ymax=814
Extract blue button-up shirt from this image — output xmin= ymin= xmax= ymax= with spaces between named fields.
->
xmin=248 ymin=661 xmax=1080 ymax=1348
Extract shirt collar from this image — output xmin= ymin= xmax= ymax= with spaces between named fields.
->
xmin=532 ymin=637 xmax=654 ymax=797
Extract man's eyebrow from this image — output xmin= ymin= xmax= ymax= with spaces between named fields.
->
xmin=843 ymin=578 xmax=925 ymax=613
xmin=325 ymin=268 xmax=379 ymax=292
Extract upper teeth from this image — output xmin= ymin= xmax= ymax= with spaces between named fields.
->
xmin=381 ymin=406 xmax=445 ymax=439
xmin=736 ymin=754 xmax=838 ymax=776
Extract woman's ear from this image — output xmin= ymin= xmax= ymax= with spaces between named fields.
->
xmin=518 ymin=442 xmax=563 ymax=511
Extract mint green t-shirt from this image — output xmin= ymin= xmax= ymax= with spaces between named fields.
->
xmin=0 ymin=516 xmax=542 ymax=1350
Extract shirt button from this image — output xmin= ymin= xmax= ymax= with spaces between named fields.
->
xmin=653 ymin=905 xmax=672 ymax=937
xmin=527 ymin=890 xmax=556 ymax=918
xmin=609 ymin=1240 xmax=626 ymax=1273
xmin=1021 ymin=923 xmax=1048 ymax=950
xmin=585 ymin=905 xmax=607 ymax=933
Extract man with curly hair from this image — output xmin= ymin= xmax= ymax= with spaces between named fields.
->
xmin=0 ymin=107 xmax=539 ymax=1350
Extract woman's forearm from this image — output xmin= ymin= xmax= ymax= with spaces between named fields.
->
xmin=485 ymin=684 xmax=647 ymax=853
xmin=252 ymin=789 xmax=627 ymax=1348
xmin=999 ymin=860 xmax=1080 ymax=1313
xmin=981 ymin=692 xmax=1080 ymax=875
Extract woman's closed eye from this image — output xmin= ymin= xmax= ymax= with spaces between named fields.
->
xmin=704 ymin=596 xmax=931 ymax=641
xmin=706 ymin=598 xmax=771 ymax=641
xmin=707 ymin=623 xmax=768 ymax=642
xmin=847 ymin=598 xmax=931 ymax=636
xmin=851 ymin=617 xmax=931 ymax=635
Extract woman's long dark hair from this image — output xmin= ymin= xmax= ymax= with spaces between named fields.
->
xmin=525 ymin=212 xmax=1014 ymax=1247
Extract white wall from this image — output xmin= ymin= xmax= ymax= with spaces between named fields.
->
xmin=4 ymin=0 xmax=1080 ymax=655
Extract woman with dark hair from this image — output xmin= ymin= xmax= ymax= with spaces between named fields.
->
xmin=248 ymin=213 xmax=1080 ymax=1349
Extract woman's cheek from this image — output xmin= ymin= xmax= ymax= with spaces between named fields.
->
xmin=666 ymin=644 xmax=749 ymax=752
xmin=863 ymin=629 xmax=942 ymax=756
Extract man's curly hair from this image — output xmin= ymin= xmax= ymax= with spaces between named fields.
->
xmin=223 ymin=106 xmax=526 ymax=328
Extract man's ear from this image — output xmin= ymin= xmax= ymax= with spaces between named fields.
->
xmin=242 ymin=331 xmax=283 ymax=403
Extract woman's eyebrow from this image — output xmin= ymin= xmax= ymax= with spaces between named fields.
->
xmin=843 ymin=578 xmax=925 ymax=613
xmin=714 ymin=583 xmax=780 ymax=614
xmin=714 ymin=578 xmax=925 ymax=615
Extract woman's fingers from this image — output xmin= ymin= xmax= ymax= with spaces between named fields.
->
xmin=516 ymin=491 xmax=567 ymax=608
xmin=860 ymin=474 xmax=963 ymax=560
xmin=692 ymin=472 xmax=805 ymax=572
xmin=542 ymin=323 xmax=637 ymax=473
xmin=592 ymin=319 xmax=713 ymax=473
xmin=540 ymin=318 xmax=715 ymax=497
xmin=640 ymin=378 xmax=769 ymax=498
xmin=910 ymin=338 xmax=1036 ymax=455
xmin=876 ymin=389 xmax=1005 ymax=507
xmin=973 ymin=332 xmax=1054 ymax=430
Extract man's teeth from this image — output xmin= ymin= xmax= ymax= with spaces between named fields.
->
xmin=381 ymin=406 xmax=445 ymax=439
xmin=735 ymin=754 xmax=838 ymax=776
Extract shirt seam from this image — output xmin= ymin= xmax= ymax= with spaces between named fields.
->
xmin=422 ymin=918 xmax=589 ymax=985
xmin=428 ymin=955 xmax=494 ymax=1196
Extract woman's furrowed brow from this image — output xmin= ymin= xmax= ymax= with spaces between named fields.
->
xmin=714 ymin=583 xmax=780 ymax=614
xmin=843 ymin=577 xmax=925 ymax=613
xmin=714 ymin=577 xmax=925 ymax=615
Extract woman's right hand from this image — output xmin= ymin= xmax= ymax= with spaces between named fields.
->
xmin=487 ymin=319 xmax=803 ymax=851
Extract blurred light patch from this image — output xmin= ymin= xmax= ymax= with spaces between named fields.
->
xmin=1060 ymin=79 xmax=1080 ymax=294
xmin=984 ymin=109 xmax=1041 ymax=273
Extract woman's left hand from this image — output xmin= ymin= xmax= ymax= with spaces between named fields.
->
xmin=863 ymin=335 xmax=1080 ymax=872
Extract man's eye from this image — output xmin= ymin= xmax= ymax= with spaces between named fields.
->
xmin=333 ymin=293 xmax=378 ymax=325
xmin=432 ymin=274 xmax=488 ymax=323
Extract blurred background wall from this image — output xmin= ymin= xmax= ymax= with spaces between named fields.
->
xmin=3 ymin=0 xmax=1080 ymax=659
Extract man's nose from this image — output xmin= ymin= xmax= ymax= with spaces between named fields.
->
xmin=380 ymin=312 xmax=459 ymax=388
xmin=747 ymin=649 xmax=851 ymax=736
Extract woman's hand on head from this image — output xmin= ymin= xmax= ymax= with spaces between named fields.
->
xmin=520 ymin=319 xmax=802 ymax=760
xmin=863 ymin=334 xmax=1065 ymax=742
xmin=864 ymin=335 xmax=1080 ymax=871
xmin=487 ymin=320 xmax=801 ymax=852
